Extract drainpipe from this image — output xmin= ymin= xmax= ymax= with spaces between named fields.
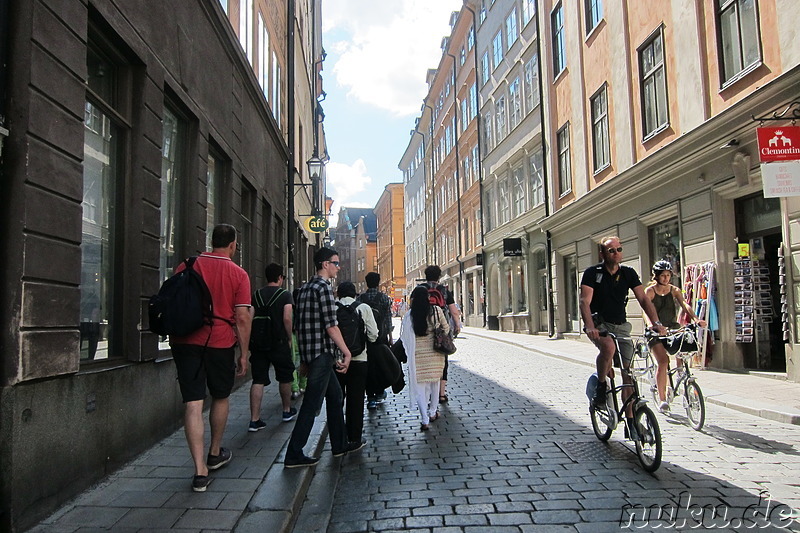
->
xmin=533 ymin=4 xmax=555 ymax=337
xmin=446 ymin=51 xmax=465 ymax=315
xmin=462 ymin=1 xmax=486 ymax=327
xmin=286 ymin=0 xmax=297 ymax=291
xmin=0 ymin=0 xmax=9 ymax=158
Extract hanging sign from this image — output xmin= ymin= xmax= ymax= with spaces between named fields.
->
xmin=761 ymin=160 xmax=800 ymax=197
xmin=304 ymin=216 xmax=329 ymax=233
xmin=757 ymin=126 xmax=800 ymax=162
xmin=503 ymin=238 xmax=523 ymax=257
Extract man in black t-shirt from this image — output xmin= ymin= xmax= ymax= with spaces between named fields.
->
xmin=579 ymin=236 xmax=666 ymax=421
xmin=248 ymin=263 xmax=296 ymax=430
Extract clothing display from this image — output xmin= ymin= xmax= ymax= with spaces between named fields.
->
xmin=683 ymin=262 xmax=716 ymax=368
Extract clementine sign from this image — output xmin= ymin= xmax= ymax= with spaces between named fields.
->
xmin=757 ymin=126 xmax=800 ymax=162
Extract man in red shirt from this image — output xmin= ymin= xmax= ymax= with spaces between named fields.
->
xmin=169 ymin=224 xmax=252 ymax=492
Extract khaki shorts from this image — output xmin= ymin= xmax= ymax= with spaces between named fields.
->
xmin=596 ymin=321 xmax=634 ymax=368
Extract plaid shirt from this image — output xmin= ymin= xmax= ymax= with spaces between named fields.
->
xmin=357 ymin=287 xmax=392 ymax=338
xmin=295 ymin=275 xmax=338 ymax=363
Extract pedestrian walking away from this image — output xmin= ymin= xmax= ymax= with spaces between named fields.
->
xmin=421 ymin=265 xmax=460 ymax=404
xmin=580 ymin=235 xmax=666 ymax=438
xmin=285 ymin=247 xmax=364 ymax=468
xmin=336 ymin=281 xmax=377 ymax=446
xmin=400 ymin=285 xmax=450 ymax=431
xmin=248 ymin=262 xmax=297 ymax=431
xmin=358 ymin=271 xmax=394 ymax=409
xmin=168 ymin=224 xmax=252 ymax=492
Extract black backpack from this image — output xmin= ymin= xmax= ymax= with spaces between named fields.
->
xmin=250 ymin=287 xmax=287 ymax=351
xmin=148 ymin=257 xmax=213 ymax=337
xmin=336 ymin=301 xmax=367 ymax=355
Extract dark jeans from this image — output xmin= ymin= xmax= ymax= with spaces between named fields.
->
xmin=337 ymin=360 xmax=367 ymax=442
xmin=286 ymin=352 xmax=347 ymax=460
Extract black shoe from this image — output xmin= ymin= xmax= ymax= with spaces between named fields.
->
xmin=392 ymin=378 xmax=406 ymax=394
xmin=284 ymin=455 xmax=320 ymax=468
xmin=333 ymin=438 xmax=366 ymax=457
xmin=248 ymin=419 xmax=266 ymax=432
xmin=192 ymin=475 xmax=212 ymax=492
xmin=592 ymin=381 xmax=608 ymax=409
xmin=207 ymin=447 xmax=232 ymax=470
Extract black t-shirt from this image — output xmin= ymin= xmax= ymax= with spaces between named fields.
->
xmin=579 ymin=263 xmax=642 ymax=324
xmin=253 ymin=286 xmax=294 ymax=340
xmin=424 ymin=281 xmax=455 ymax=306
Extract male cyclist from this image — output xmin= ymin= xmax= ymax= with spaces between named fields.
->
xmin=580 ymin=236 xmax=666 ymax=436
xmin=644 ymin=260 xmax=707 ymax=412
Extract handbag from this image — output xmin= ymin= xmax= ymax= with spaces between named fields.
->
xmin=433 ymin=324 xmax=456 ymax=355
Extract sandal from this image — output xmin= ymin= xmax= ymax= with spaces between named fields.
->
xmin=439 ymin=394 xmax=448 ymax=403
xmin=420 ymin=423 xmax=430 ymax=431
xmin=430 ymin=412 xmax=439 ymax=422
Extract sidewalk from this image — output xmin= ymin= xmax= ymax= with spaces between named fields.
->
xmin=32 ymin=385 xmax=329 ymax=533
xmin=461 ymin=325 xmax=800 ymax=426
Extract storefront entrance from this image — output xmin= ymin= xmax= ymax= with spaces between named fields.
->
xmin=735 ymin=195 xmax=786 ymax=372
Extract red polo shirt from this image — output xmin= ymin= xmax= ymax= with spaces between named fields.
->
xmin=169 ymin=252 xmax=251 ymax=349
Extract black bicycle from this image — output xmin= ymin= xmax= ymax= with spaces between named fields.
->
xmin=588 ymin=329 xmax=663 ymax=472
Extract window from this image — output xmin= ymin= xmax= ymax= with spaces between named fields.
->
xmin=557 ymin=123 xmax=571 ymax=195
xmin=485 ymin=186 xmax=494 ymax=231
xmin=219 ymin=0 xmax=228 ymax=14
xmin=640 ymin=27 xmax=668 ymax=137
xmin=512 ymin=165 xmax=526 ymax=217
xmin=506 ymin=10 xmax=518 ymax=49
xmin=206 ymin=149 xmax=224 ymax=250
xmin=468 ymin=27 xmax=475 ymax=50
xmin=522 ymin=0 xmax=536 ymax=27
xmin=480 ymin=0 xmax=487 ymax=23
xmin=585 ymin=0 xmax=603 ymax=33
xmin=483 ymin=111 xmax=493 ymax=151
xmin=649 ymin=219 xmax=682 ymax=288
xmin=564 ymin=254 xmax=579 ymax=332
xmin=499 ymin=176 xmax=510 ymax=224
xmin=258 ymin=12 xmax=269 ymax=98
xmin=460 ymin=46 xmax=466 ymax=66
xmin=239 ymin=0 xmax=253 ymax=61
xmin=241 ymin=182 xmax=255 ymax=271
xmin=509 ymin=77 xmax=522 ymax=130
xmin=273 ymin=215 xmax=283 ymax=265
xmin=261 ymin=200 xmax=272 ymax=263
xmin=591 ymin=84 xmax=610 ymax=171
xmin=492 ymin=31 xmax=503 ymax=69
xmin=461 ymin=99 xmax=468 ymax=132
xmin=523 ymin=55 xmax=540 ymax=113
xmin=495 ymin=95 xmax=506 ymax=140
xmin=717 ymin=0 xmax=761 ymax=85
xmin=464 ymin=217 xmax=471 ymax=252
xmin=481 ymin=51 xmax=491 ymax=85
xmin=469 ymin=83 xmax=478 ymax=119
xmin=160 ymin=106 xmax=187 ymax=284
xmin=552 ymin=3 xmax=566 ymax=74
xmin=528 ymin=148 xmax=544 ymax=207
xmin=272 ymin=51 xmax=281 ymax=128
xmin=81 ymin=40 xmax=126 ymax=362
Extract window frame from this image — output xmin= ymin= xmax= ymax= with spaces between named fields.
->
xmin=557 ymin=123 xmax=572 ymax=196
xmin=590 ymin=83 xmax=611 ymax=173
xmin=584 ymin=0 xmax=603 ymax=35
xmin=551 ymin=2 xmax=566 ymax=76
xmin=716 ymin=0 xmax=763 ymax=88
xmin=492 ymin=31 xmax=504 ymax=70
xmin=638 ymin=25 xmax=669 ymax=140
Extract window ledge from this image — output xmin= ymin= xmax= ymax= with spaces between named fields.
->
xmin=585 ymin=19 xmax=604 ymax=42
xmin=642 ymin=123 xmax=669 ymax=144
xmin=553 ymin=67 xmax=567 ymax=84
xmin=558 ymin=188 xmax=572 ymax=199
xmin=593 ymin=162 xmax=611 ymax=176
xmin=719 ymin=61 xmax=763 ymax=92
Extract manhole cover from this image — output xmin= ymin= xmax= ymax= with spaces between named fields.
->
xmin=556 ymin=440 xmax=632 ymax=462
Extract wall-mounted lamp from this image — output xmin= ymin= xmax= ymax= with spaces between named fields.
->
xmin=719 ymin=139 xmax=740 ymax=149
xmin=306 ymin=155 xmax=324 ymax=216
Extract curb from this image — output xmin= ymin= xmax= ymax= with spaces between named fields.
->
xmin=234 ymin=414 xmax=329 ymax=533
xmin=464 ymin=328 xmax=800 ymax=426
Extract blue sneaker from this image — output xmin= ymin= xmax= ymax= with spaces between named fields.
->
xmin=282 ymin=407 xmax=298 ymax=422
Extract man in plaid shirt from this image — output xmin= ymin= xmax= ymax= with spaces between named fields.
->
xmin=285 ymin=247 xmax=364 ymax=467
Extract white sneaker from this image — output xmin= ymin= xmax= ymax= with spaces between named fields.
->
xmin=658 ymin=401 xmax=670 ymax=413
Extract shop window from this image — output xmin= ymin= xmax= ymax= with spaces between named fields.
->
xmin=517 ymin=262 xmax=527 ymax=312
xmin=241 ymin=181 xmax=255 ymax=271
xmin=160 ymin=106 xmax=187 ymax=284
xmin=639 ymin=27 xmax=669 ymax=138
xmin=80 ymin=31 xmax=129 ymax=362
xmin=717 ymin=0 xmax=761 ymax=86
xmin=206 ymin=148 xmax=226 ymax=250
xmin=504 ymin=265 xmax=513 ymax=313
xmin=649 ymin=219 xmax=682 ymax=287
xmin=261 ymin=199 xmax=272 ymax=263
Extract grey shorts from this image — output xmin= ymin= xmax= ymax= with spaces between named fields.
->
xmin=598 ymin=321 xmax=634 ymax=368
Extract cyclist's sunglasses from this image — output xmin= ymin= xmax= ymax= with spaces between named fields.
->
xmin=606 ymin=247 xmax=623 ymax=254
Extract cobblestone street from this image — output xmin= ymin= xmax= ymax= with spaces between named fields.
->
xmin=321 ymin=331 xmax=800 ymax=532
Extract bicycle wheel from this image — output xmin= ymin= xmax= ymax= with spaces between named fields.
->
xmin=589 ymin=404 xmax=614 ymax=441
xmin=634 ymin=405 xmax=662 ymax=472
xmin=683 ymin=380 xmax=706 ymax=431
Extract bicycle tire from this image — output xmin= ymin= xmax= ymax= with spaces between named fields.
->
xmin=590 ymin=404 xmax=614 ymax=441
xmin=634 ymin=405 xmax=662 ymax=472
xmin=683 ymin=380 xmax=706 ymax=431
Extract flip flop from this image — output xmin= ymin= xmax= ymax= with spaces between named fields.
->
xmin=439 ymin=394 xmax=448 ymax=403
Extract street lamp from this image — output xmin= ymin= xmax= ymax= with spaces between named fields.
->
xmin=306 ymin=155 xmax=323 ymax=216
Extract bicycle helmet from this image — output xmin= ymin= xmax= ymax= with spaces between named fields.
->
xmin=652 ymin=260 xmax=673 ymax=274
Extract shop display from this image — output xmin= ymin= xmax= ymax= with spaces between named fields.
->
xmin=683 ymin=262 xmax=716 ymax=368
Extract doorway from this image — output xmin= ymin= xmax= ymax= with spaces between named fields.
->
xmin=735 ymin=194 xmax=785 ymax=372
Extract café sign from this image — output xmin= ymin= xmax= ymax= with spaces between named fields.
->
xmin=304 ymin=216 xmax=329 ymax=233
xmin=757 ymin=126 xmax=800 ymax=162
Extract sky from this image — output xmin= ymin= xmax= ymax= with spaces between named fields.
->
xmin=321 ymin=0 xmax=463 ymax=224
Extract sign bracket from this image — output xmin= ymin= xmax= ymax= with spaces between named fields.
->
xmin=751 ymin=101 xmax=800 ymax=125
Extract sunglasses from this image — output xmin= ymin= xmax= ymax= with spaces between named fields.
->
xmin=606 ymin=247 xmax=623 ymax=254
xmin=327 ymin=260 xmax=340 ymax=267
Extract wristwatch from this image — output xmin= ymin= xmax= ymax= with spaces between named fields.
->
xmin=654 ymin=321 xmax=663 ymax=326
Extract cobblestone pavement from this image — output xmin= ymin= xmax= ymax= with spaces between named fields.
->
xmin=322 ymin=331 xmax=800 ymax=532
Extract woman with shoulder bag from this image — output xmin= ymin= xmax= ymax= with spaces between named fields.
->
xmin=400 ymin=286 xmax=450 ymax=431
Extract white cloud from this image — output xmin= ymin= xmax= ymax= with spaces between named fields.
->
xmin=326 ymin=159 xmax=373 ymax=222
xmin=323 ymin=0 xmax=463 ymax=117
